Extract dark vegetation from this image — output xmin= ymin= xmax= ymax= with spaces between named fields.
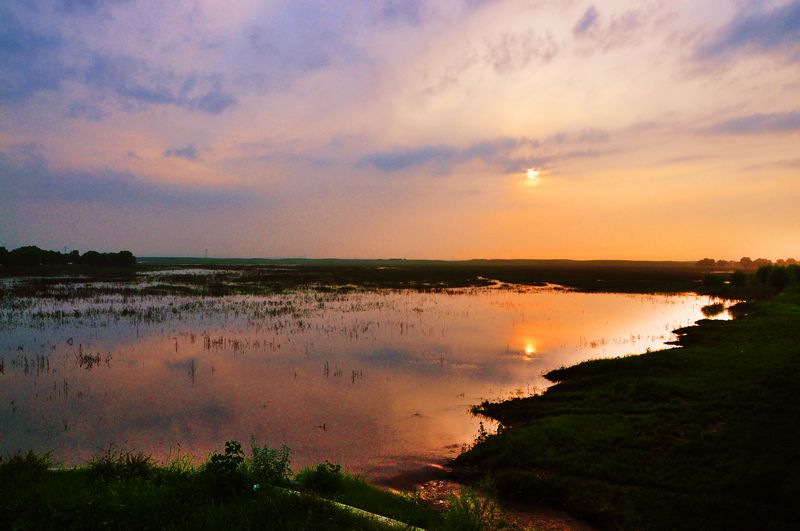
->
xmin=702 ymin=264 xmax=800 ymax=298
xmin=696 ymin=256 xmax=797 ymax=271
xmin=454 ymin=284 xmax=800 ymax=529
xmin=0 ymin=440 xmax=508 ymax=530
xmin=1 ymin=257 xmax=723 ymax=297
xmin=0 ymin=245 xmax=136 ymax=268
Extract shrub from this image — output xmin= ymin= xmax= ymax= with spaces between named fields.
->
xmin=787 ymin=264 xmax=800 ymax=283
xmin=248 ymin=438 xmax=291 ymax=486
xmin=296 ymin=462 xmax=343 ymax=495
xmin=88 ymin=447 xmax=153 ymax=482
xmin=441 ymin=486 xmax=504 ymax=531
xmin=730 ymin=270 xmax=747 ymax=287
xmin=756 ymin=265 xmax=774 ymax=285
xmin=769 ymin=266 xmax=790 ymax=291
xmin=202 ymin=440 xmax=249 ymax=500
xmin=0 ymin=450 xmax=52 ymax=481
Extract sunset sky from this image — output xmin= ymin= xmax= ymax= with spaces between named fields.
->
xmin=1 ymin=0 xmax=798 ymax=259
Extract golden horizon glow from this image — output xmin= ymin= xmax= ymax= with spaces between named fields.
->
xmin=526 ymin=168 xmax=540 ymax=182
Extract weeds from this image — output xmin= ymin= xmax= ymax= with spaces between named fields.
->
xmin=0 ymin=450 xmax=52 ymax=480
xmin=441 ymin=486 xmax=506 ymax=531
xmin=296 ymin=461 xmax=344 ymax=495
xmin=248 ymin=436 xmax=291 ymax=486
xmin=202 ymin=440 xmax=248 ymax=500
xmin=88 ymin=445 xmax=153 ymax=482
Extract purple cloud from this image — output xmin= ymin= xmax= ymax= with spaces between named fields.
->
xmin=83 ymin=55 xmax=237 ymax=114
xmin=65 ymin=100 xmax=106 ymax=121
xmin=696 ymin=1 xmax=800 ymax=60
xmin=0 ymin=8 xmax=68 ymax=102
xmin=360 ymin=138 xmax=542 ymax=174
xmin=574 ymin=6 xmax=599 ymax=35
xmin=377 ymin=0 xmax=424 ymax=25
xmin=705 ymin=111 xmax=800 ymax=135
xmin=1 ymin=3 xmax=236 ymax=113
xmin=164 ymin=144 xmax=199 ymax=161
xmin=0 ymin=147 xmax=243 ymax=208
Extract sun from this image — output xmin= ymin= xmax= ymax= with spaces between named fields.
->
xmin=526 ymin=168 xmax=539 ymax=182
xmin=524 ymin=343 xmax=536 ymax=355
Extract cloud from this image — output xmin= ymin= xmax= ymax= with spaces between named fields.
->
xmin=705 ymin=111 xmax=800 ymax=135
xmin=358 ymin=140 xmax=525 ymax=174
xmin=238 ymin=2 xmax=365 ymax=91
xmin=696 ymin=1 xmax=800 ymax=60
xmin=571 ymin=5 xmax=650 ymax=50
xmin=55 ymin=0 xmax=130 ymax=16
xmin=360 ymin=129 xmax=613 ymax=175
xmin=361 ymin=145 xmax=460 ymax=172
xmin=574 ymin=5 xmax=599 ymax=35
xmin=65 ymin=100 xmax=106 ymax=121
xmin=1 ymin=4 xmax=237 ymax=113
xmin=83 ymin=55 xmax=237 ymax=114
xmin=0 ymin=8 xmax=68 ymax=103
xmin=376 ymin=0 xmax=424 ymax=25
xmin=486 ymin=29 xmax=558 ymax=74
xmin=164 ymin=144 xmax=199 ymax=161
xmin=0 ymin=146 xmax=244 ymax=208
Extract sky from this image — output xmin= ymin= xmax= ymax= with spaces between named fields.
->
xmin=1 ymin=0 xmax=798 ymax=260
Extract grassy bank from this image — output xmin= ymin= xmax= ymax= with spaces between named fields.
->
xmin=454 ymin=287 xmax=800 ymax=529
xmin=0 ymin=440 xmax=510 ymax=530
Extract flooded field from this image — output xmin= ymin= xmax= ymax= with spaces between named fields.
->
xmin=0 ymin=272 xmax=729 ymax=481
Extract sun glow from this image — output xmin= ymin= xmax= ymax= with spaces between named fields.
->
xmin=524 ymin=342 xmax=536 ymax=355
xmin=526 ymin=168 xmax=539 ymax=182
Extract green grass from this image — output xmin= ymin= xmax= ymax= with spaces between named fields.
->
xmin=455 ymin=287 xmax=800 ymax=529
xmin=0 ymin=442 xmax=510 ymax=530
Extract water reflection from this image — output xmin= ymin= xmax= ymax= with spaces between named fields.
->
xmin=0 ymin=284 xmax=729 ymax=480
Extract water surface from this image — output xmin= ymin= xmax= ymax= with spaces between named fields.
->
xmin=0 ymin=281 xmax=727 ymax=479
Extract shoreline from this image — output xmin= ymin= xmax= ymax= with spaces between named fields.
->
xmin=451 ymin=287 xmax=800 ymax=528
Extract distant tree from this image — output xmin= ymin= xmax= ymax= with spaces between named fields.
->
xmin=80 ymin=250 xmax=110 ymax=267
xmin=696 ymin=258 xmax=716 ymax=269
xmin=8 ymin=246 xmax=43 ymax=266
xmin=111 ymin=251 xmax=136 ymax=267
xmin=786 ymin=258 xmax=798 ymax=265
xmin=716 ymin=259 xmax=732 ymax=268
xmin=753 ymin=258 xmax=772 ymax=267
xmin=739 ymin=257 xmax=753 ymax=269
xmin=730 ymin=270 xmax=747 ymax=287
xmin=1 ymin=245 xmax=136 ymax=269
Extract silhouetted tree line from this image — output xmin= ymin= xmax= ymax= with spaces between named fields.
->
xmin=0 ymin=246 xmax=136 ymax=268
xmin=705 ymin=264 xmax=800 ymax=293
xmin=696 ymin=257 xmax=797 ymax=270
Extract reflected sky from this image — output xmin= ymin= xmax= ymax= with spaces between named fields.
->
xmin=0 ymin=285 xmax=728 ymax=479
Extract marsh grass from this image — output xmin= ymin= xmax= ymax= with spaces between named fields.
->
xmin=0 ymin=440 xmax=518 ymax=530
xmin=456 ymin=287 xmax=800 ymax=529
